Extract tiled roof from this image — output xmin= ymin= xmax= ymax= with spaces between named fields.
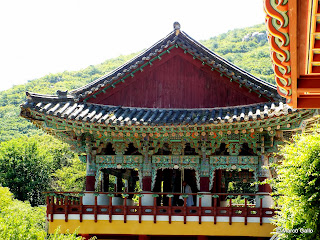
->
xmin=69 ymin=26 xmax=281 ymax=102
xmin=22 ymin=92 xmax=293 ymax=126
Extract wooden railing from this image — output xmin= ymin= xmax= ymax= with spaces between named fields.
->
xmin=45 ymin=192 xmax=274 ymax=225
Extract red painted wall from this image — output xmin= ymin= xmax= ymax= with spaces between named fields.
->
xmin=88 ymin=48 xmax=268 ymax=108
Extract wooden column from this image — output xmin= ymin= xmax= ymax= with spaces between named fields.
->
xmin=85 ymin=154 xmax=96 ymax=191
xmin=199 ymin=153 xmax=210 ymax=192
xmin=200 ymin=177 xmax=210 ymax=192
xmin=103 ymin=172 xmax=109 ymax=192
xmin=141 ymin=154 xmax=152 ymax=191
xmin=116 ymin=173 xmax=123 ymax=192
xmin=85 ymin=176 xmax=95 ymax=191
xmin=258 ymin=155 xmax=272 ymax=193
xmin=142 ymin=176 xmax=152 ymax=191
xmin=258 ymin=177 xmax=272 ymax=193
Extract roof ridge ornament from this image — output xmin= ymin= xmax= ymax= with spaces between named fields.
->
xmin=57 ymin=90 xmax=68 ymax=98
xmin=173 ymin=22 xmax=180 ymax=36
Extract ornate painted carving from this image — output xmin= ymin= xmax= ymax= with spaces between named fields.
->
xmin=152 ymin=155 xmax=200 ymax=165
xmin=200 ymin=156 xmax=210 ymax=177
xmin=227 ymin=142 xmax=241 ymax=156
xmin=190 ymin=141 xmax=217 ymax=155
xmin=210 ymin=156 xmax=259 ymax=170
xmin=209 ymin=169 xmax=216 ymax=190
xmin=112 ymin=142 xmax=129 ymax=155
xmin=95 ymin=155 xmax=143 ymax=165
xmin=169 ymin=142 xmax=185 ymax=155
xmin=133 ymin=140 xmax=162 ymax=156
xmin=264 ymin=0 xmax=292 ymax=104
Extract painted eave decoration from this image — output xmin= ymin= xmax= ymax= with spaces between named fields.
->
xmin=264 ymin=0 xmax=320 ymax=108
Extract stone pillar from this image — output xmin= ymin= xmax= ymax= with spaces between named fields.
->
xmin=85 ymin=154 xmax=96 ymax=191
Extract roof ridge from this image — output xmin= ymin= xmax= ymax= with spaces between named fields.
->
xmin=179 ymin=31 xmax=277 ymax=90
xmin=21 ymin=98 xmax=299 ymax=127
xmin=69 ymin=31 xmax=177 ymax=97
xmin=24 ymin=92 xmax=285 ymax=111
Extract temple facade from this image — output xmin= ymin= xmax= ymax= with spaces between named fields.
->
xmin=20 ymin=23 xmax=318 ymax=240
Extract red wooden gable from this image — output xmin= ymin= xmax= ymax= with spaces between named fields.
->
xmin=88 ymin=47 xmax=268 ymax=108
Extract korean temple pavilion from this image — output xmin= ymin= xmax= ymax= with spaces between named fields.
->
xmin=20 ymin=23 xmax=318 ymax=240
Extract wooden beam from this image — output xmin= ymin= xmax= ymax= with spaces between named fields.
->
xmin=289 ymin=0 xmax=298 ymax=108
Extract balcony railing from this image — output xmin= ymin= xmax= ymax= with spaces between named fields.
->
xmin=45 ymin=192 xmax=274 ymax=225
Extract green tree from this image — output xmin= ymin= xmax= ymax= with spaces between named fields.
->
xmin=0 ymin=186 xmax=87 ymax=240
xmin=0 ymin=135 xmax=83 ymax=205
xmin=0 ymin=136 xmax=52 ymax=206
xmin=272 ymin=132 xmax=320 ymax=239
xmin=51 ymin=158 xmax=86 ymax=192
xmin=0 ymin=186 xmax=46 ymax=239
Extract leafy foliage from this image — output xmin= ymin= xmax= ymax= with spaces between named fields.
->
xmin=201 ymin=24 xmax=274 ymax=83
xmin=0 ymin=135 xmax=84 ymax=206
xmin=51 ymin=158 xmax=86 ymax=192
xmin=0 ymin=186 xmax=88 ymax=240
xmin=0 ymin=187 xmax=46 ymax=239
xmin=272 ymin=133 xmax=320 ymax=240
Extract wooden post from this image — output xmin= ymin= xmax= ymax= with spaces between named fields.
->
xmin=85 ymin=155 xmax=96 ymax=191
xmin=183 ymin=197 xmax=187 ymax=224
xmin=94 ymin=195 xmax=98 ymax=222
xmin=198 ymin=197 xmax=202 ymax=224
xmin=259 ymin=197 xmax=263 ymax=225
xmin=116 ymin=174 xmax=123 ymax=192
xmin=64 ymin=195 xmax=68 ymax=222
xmin=142 ymin=176 xmax=152 ymax=191
xmin=103 ymin=172 xmax=109 ymax=192
xmin=79 ymin=196 xmax=83 ymax=222
xmin=168 ymin=196 xmax=172 ymax=224
xmin=244 ymin=198 xmax=248 ymax=225
xmin=138 ymin=196 xmax=142 ymax=223
xmin=108 ymin=196 xmax=112 ymax=223
xmin=153 ymin=196 xmax=157 ymax=223
xmin=124 ymin=197 xmax=127 ymax=223
xmin=229 ymin=197 xmax=232 ymax=225
xmin=213 ymin=197 xmax=217 ymax=224
xmin=46 ymin=196 xmax=50 ymax=218
xmin=50 ymin=195 xmax=54 ymax=222
xmin=200 ymin=177 xmax=210 ymax=192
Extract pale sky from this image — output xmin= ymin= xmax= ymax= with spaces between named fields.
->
xmin=0 ymin=0 xmax=266 ymax=92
